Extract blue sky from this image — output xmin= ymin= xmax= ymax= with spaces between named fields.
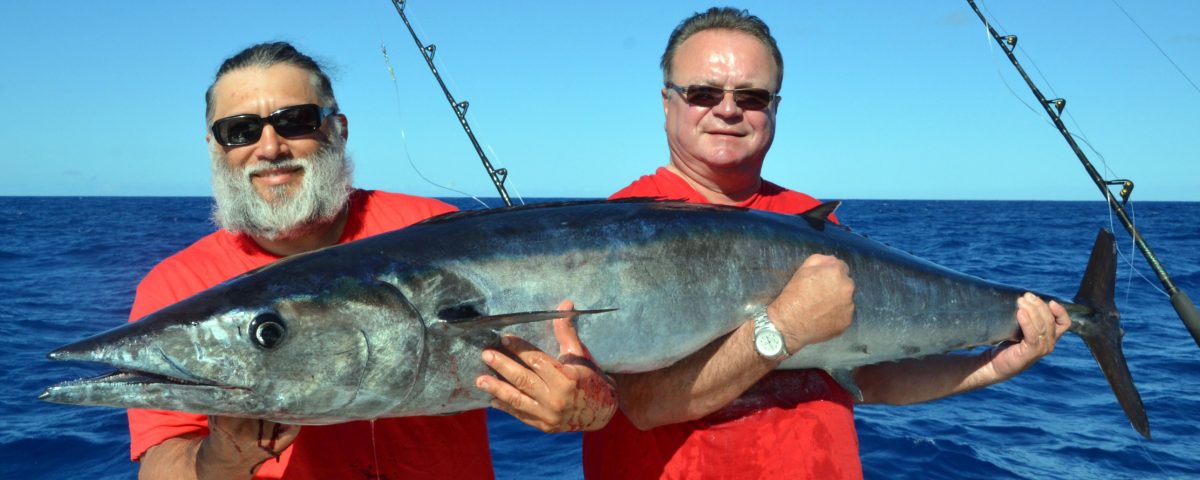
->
xmin=2 ymin=1 xmax=1197 ymax=200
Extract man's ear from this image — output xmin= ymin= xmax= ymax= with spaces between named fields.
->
xmin=338 ymin=114 xmax=349 ymax=141
xmin=662 ymin=88 xmax=670 ymax=116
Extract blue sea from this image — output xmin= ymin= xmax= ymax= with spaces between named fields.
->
xmin=1 ymin=197 xmax=1197 ymax=479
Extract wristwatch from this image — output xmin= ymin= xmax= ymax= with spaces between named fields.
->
xmin=752 ymin=306 xmax=790 ymax=362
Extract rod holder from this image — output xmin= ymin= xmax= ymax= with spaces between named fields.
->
xmin=1106 ymin=179 xmax=1135 ymax=205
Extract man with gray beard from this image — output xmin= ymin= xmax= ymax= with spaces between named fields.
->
xmin=209 ymin=119 xmax=354 ymax=242
xmin=127 ymin=41 xmax=615 ymax=480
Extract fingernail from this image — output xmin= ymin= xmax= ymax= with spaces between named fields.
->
xmin=476 ymin=377 xmax=488 ymax=388
xmin=501 ymin=336 xmax=511 ymax=347
xmin=482 ymin=351 xmax=494 ymax=363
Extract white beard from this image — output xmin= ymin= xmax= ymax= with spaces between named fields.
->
xmin=209 ymin=131 xmax=354 ymax=241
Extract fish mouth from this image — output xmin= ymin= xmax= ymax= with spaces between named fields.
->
xmin=41 ymin=335 xmax=250 ymax=402
xmin=39 ymin=368 xmax=250 ymax=404
xmin=48 ymin=369 xmax=238 ymax=390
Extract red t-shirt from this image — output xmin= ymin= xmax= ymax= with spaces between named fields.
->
xmin=127 ymin=190 xmax=494 ymax=479
xmin=583 ymin=167 xmax=862 ymax=480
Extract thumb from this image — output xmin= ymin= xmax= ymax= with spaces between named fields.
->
xmin=552 ymin=299 xmax=591 ymax=359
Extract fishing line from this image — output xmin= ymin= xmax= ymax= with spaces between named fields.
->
xmin=405 ymin=12 xmax=518 ymax=206
xmin=979 ymin=2 xmax=1118 ymax=179
xmin=979 ymin=0 xmax=1148 ymax=290
xmin=1018 ymin=48 xmax=1129 ymax=189
xmin=977 ymin=1 xmax=1165 ymax=301
xmin=406 ymin=11 xmax=519 ymax=207
xmin=369 ymin=6 xmax=488 ymax=206
xmin=410 ymin=19 xmax=521 ymax=208
xmin=969 ymin=0 xmax=1199 ymax=347
xmin=979 ymin=0 xmax=1177 ymax=199
xmin=410 ymin=20 xmax=468 ymax=113
xmin=1134 ymin=441 xmax=1171 ymax=478
xmin=1122 ymin=204 xmax=1136 ymax=307
xmin=389 ymin=0 xmax=514 ymax=206
xmin=1023 ymin=51 xmax=1171 ymax=301
xmin=362 ymin=11 xmax=396 ymax=480
xmin=380 ymin=42 xmax=489 ymax=209
xmin=369 ymin=420 xmax=381 ymax=478
xmin=1110 ymin=0 xmax=1200 ymax=96
xmin=1116 ymin=204 xmax=1169 ymax=299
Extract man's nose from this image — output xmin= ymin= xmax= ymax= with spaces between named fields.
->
xmin=711 ymin=91 xmax=742 ymax=118
xmin=252 ymin=125 xmax=289 ymax=161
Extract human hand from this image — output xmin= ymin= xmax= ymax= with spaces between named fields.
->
xmin=986 ymin=292 xmax=1071 ymax=381
xmin=196 ymin=416 xmax=300 ymax=478
xmin=475 ymin=300 xmax=617 ymax=433
xmin=767 ymin=254 xmax=855 ymax=354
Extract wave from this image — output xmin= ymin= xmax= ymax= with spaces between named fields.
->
xmin=0 ymin=435 xmax=136 ymax=480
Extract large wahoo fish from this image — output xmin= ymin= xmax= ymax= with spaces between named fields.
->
xmin=41 ymin=200 xmax=1149 ymax=437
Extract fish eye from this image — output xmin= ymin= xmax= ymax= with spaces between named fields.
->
xmin=249 ymin=312 xmax=288 ymax=350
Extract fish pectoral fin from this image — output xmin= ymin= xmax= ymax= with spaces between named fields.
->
xmin=829 ymin=369 xmax=863 ymax=402
xmin=438 ymin=308 xmax=617 ymax=331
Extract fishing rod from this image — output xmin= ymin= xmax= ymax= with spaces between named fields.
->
xmin=966 ymin=0 xmax=1200 ymax=348
xmin=389 ymin=0 xmax=513 ymax=207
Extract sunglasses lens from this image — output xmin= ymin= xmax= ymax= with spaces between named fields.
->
xmin=214 ymin=116 xmax=264 ymax=147
xmin=683 ymin=86 xmax=725 ymax=108
xmin=271 ymin=105 xmax=323 ymax=137
xmin=733 ymin=89 xmax=772 ymax=110
xmin=210 ymin=105 xmax=328 ymax=147
xmin=679 ymin=85 xmax=773 ymax=110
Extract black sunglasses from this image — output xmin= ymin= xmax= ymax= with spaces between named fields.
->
xmin=210 ymin=104 xmax=336 ymax=147
xmin=666 ymin=82 xmax=777 ymax=111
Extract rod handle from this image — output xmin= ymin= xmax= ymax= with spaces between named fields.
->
xmin=1171 ymin=290 xmax=1200 ymax=348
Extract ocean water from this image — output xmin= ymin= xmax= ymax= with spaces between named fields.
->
xmin=1 ymin=197 xmax=1197 ymax=479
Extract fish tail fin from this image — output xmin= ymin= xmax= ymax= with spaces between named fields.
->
xmin=1068 ymin=228 xmax=1150 ymax=439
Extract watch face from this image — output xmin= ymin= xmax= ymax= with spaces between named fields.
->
xmin=756 ymin=332 xmax=784 ymax=356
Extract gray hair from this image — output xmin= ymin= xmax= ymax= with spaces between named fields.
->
xmin=660 ymin=7 xmax=784 ymax=91
xmin=204 ymin=41 xmax=337 ymax=122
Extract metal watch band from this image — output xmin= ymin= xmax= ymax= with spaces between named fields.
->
xmin=751 ymin=306 xmax=790 ymax=361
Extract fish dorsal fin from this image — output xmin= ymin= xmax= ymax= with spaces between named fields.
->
xmin=800 ymin=201 xmax=841 ymax=222
xmin=437 ymin=308 xmax=616 ymax=331
xmin=797 ymin=201 xmax=841 ymax=231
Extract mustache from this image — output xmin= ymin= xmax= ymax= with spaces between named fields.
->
xmin=246 ymin=159 xmax=306 ymax=178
